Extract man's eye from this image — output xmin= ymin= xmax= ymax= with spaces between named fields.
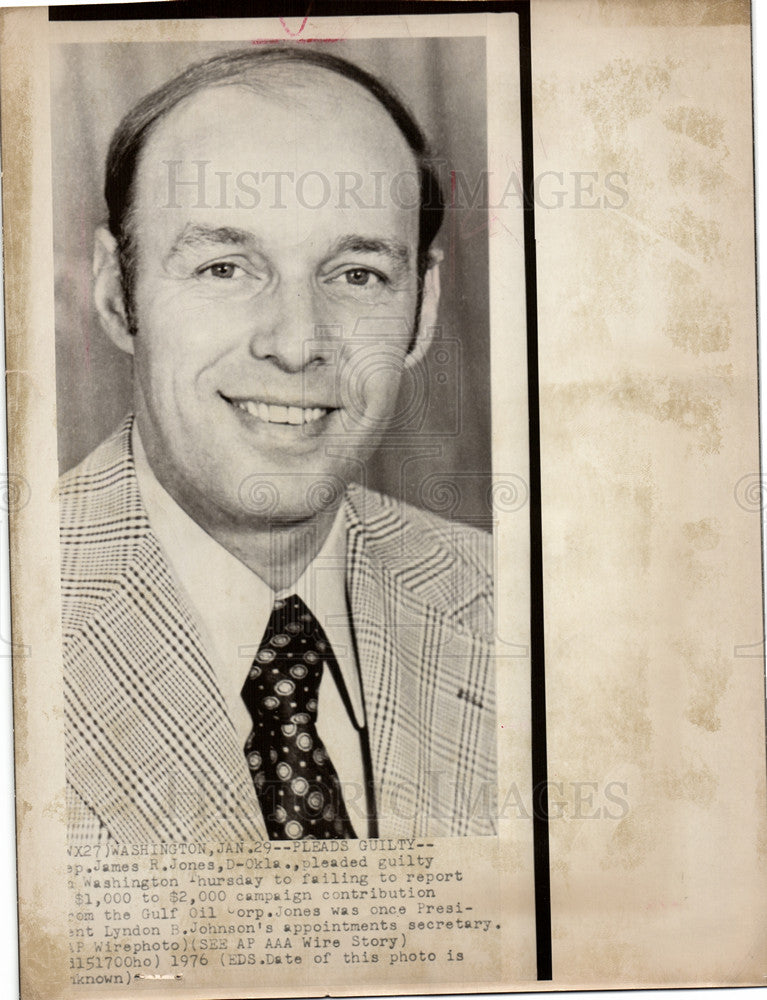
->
xmin=201 ymin=262 xmax=239 ymax=279
xmin=327 ymin=268 xmax=388 ymax=292
xmin=344 ymin=268 xmax=379 ymax=287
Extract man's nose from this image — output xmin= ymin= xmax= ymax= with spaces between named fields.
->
xmin=248 ymin=281 xmax=333 ymax=372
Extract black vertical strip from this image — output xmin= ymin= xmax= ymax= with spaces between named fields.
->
xmin=324 ymin=638 xmax=379 ymax=838
xmin=518 ymin=1 xmax=553 ymax=982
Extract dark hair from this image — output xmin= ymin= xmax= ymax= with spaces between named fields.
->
xmin=104 ymin=46 xmax=445 ymax=328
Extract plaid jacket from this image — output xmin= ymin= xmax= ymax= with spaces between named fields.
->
xmin=61 ymin=418 xmax=497 ymax=842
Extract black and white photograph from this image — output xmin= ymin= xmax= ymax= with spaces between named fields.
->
xmin=52 ymin=31 xmax=527 ymax=845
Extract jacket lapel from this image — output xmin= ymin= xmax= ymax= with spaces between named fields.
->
xmin=64 ymin=420 xmax=266 ymax=843
xmin=344 ymin=486 xmax=496 ymax=838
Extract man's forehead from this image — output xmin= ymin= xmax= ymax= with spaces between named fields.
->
xmin=140 ymin=68 xmax=415 ymax=166
xmin=131 ymin=72 xmax=422 ymax=242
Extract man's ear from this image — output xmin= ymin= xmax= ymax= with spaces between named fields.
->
xmin=93 ymin=224 xmax=135 ymax=355
xmin=405 ymin=247 xmax=443 ymax=369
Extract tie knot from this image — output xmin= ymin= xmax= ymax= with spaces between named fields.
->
xmin=242 ymin=595 xmax=327 ymax=723
xmin=269 ymin=594 xmax=327 ymax=644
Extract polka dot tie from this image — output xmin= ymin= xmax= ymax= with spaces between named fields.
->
xmin=241 ymin=594 xmax=357 ymax=840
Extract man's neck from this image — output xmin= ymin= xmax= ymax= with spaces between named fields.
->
xmin=132 ymin=426 xmax=338 ymax=592
xmin=198 ymin=510 xmax=338 ymax=593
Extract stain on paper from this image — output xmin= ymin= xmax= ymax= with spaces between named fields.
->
xmin=682 ymin=518 xmax=721 ymax=551
xmin=610 ymin=374 xmax=722 ymax=454
xmin=595 ymin=0 xmax=749 ymax=27
xmin=663 ymin=106 xmax=726 ymax=149
xmin=663 ymin=206 xmax=721 ymax=263
xmin=582 ymin=58 xmax=675 ymax=134
xmin=667 ymin=152 xmax=727 ymax=198
xmin=663 ymin=261 xmax=731 ymax=355
xmin=675 ymin=635 xmax=732 ymax=733
xmin=605 ymin=810 xmax=657 ymax=870
xmin=660 ymin=759 xmax=718 ymax=806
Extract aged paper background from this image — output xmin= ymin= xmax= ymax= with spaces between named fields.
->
xmin=4 ymin=7 xmax=534 ymax=999
xmin=531 ymin=0 xmax=767 ymax=984
xmin=1 ymin=0 xmax=766 ymax=997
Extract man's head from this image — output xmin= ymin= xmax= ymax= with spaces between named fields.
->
xmin=93 ymin=47 xmax=444 ymax=533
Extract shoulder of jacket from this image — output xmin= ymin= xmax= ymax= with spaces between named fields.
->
xmin=345 ymin=482 xmax=492 ymax=554
xmin=59 ymin=417 xmax=150 ymax=633
xmin=344 ymin=482 xmax=493 ymax=628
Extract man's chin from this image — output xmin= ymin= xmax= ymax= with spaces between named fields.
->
xmin=231 ymin=468 xmax=349 ymax=525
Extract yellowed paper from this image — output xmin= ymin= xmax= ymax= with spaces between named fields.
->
xmin=1 ymin=1 xmax=764 ymax=997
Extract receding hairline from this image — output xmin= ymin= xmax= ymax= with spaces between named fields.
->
xmin=137 ymin=64 xmax=416 ymax=158
xmin=128 ymin=67 xmax=422 ymax=227
xmin=107 ymin=47 xmax=436 ymax=224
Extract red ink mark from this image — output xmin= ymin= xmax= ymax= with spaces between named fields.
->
xmin=280 ymin=15 xmax=309 ymax=36
xmin=448 ymin=169 xmax=457 ymax=290
xmin=460 ymin=219 xmax=490 ymax=241
xmin=251 ymin=37 xmax=340 ymax=45
xmin=459 ymin=214 xmax=507 ymax=243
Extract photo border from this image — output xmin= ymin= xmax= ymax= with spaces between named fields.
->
xmin=48 ymin=0 xmax=547 ymax=987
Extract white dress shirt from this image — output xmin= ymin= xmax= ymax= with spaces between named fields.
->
xmin=132 ymin=428 xmax=370 ymax=837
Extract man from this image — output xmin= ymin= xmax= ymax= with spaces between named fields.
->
xmin=61 ymin=46 xmax=496 ymax=842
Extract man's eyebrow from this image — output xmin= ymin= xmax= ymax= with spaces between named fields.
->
xmin=167 ymin=223 xmax=259 ymax=255
xmin=165 ymin=226 xmax=412 ymax=268
xmin=327 ymin=235 xmax=411 ymax=267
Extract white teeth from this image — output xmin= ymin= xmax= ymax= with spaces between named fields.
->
xmin=269 ymin=405 xmax=288 ymax=423
xmin=233 ymin=400 xmax=328 ymax=425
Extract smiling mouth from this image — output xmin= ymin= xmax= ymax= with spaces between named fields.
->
xmin=222 ymin=395 xmax=333 ymax=426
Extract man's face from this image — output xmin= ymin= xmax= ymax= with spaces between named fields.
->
xmin=109 ymin=70 xmax=436 ymax=530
